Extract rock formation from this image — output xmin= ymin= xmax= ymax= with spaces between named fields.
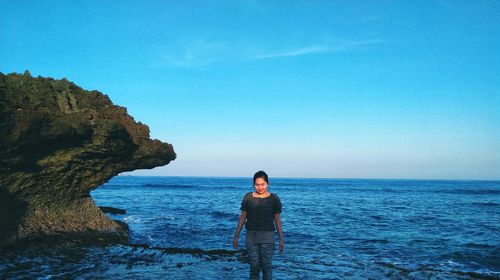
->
xmin=0 ymin=71 xmax=176 ymax=245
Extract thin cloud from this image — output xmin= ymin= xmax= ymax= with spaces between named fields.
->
xmin=154 ymin=39 xmax=230 ymax=69
xmin=252 ymin=45 xmax=332 ymax=59
xmin=153 ymin=38 xmax=385 ymax=68
xmin=251 ymin=39 xmax=385 ymax=60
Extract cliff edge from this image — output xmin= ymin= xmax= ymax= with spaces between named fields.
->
xmin=0 ymin=71 xmax=176 ymax=245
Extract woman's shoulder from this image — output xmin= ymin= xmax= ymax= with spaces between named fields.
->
xmin=270 ymin=193 xmax=281 ymax=200
xmin=244 ymin=192 xmax=253 ymax=198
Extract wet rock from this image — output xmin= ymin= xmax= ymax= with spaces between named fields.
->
xmin=0 ymin=72 xmax=176 ymax=246
xmin=99 ymin=206 xmax=127 ymax=215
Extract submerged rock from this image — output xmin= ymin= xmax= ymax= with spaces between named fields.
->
xmin=0 ymin=72 xmax=176 ymax=246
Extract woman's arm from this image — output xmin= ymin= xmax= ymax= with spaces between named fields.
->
xmin=233 ymin=210 xmax=247 ymax=249
xmin=274 ymin=213 xmax=284 ymax=254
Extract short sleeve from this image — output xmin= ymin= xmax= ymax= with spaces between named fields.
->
xmin=273 ymin=194 xmax=282 ymax=214
xmin=240 ymin=193 xmax=249 ymax=211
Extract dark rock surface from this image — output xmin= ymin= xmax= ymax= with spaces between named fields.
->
xmin=99 ymin=206 xmax=126 ymax=215
xmin=0 ymin=71 xmax=176 ymax=246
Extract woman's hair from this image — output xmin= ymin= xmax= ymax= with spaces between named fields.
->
xmin=253 ymin=170 xmax=269 ymax=184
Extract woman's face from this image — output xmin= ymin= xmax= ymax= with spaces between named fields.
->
xmin=254 ymin=177 xmax=269 ymax=194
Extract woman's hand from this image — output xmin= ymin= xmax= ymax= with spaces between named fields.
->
xmin=274 ymin=213 xmax=284 ymax=254
xmin=233 ymin=210 xmax=246 ymax=250
xmin=233 ymin=237 xmax=238 ymax=249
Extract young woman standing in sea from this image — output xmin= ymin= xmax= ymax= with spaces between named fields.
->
xmin=233 ymin=170 xmax=284 ymax=280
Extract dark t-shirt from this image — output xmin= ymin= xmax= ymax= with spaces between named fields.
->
xmin=240 ymin=192 xmax=282 ymax=231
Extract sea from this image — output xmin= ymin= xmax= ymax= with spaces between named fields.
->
xmin=0 ymin=176 xmax=499 ymax=279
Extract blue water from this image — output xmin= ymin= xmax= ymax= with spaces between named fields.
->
xmin=1 ymin=176 xmax=499 ymax=279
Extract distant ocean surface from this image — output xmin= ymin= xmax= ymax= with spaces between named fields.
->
xmin=1 ymin=176 xmax=499 ymax=279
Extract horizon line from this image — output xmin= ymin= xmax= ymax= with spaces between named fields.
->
xmin=117 ymin=174 xmax=500 ymax=182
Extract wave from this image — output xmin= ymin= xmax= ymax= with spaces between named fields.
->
xmin=132 ymin=244 xmax=237 ymax=255
xmin=122 ymin=215 xmax=143 ymax=223
xmin=210 ymin=210 xmax=238 ymax=220
xmin=471 ymin=202 xmax=500 ymax=207
xmin=440 ymin=250 xmax=500 ymax=268
xmin=433 ymin=189 xmax=500 ymax=195
xmin=123 ymin=243 xmax=242 ymax=262
xmin=375 ymin=259 xmax=500 ymax=280
xmin=360 ymin=239 xmax=391 ymax=245
xmin=464 ymin=242 xmax=497 ymax=249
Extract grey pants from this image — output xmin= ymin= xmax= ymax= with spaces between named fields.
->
xmin=245 ymin=241 xmax=274 ymax=280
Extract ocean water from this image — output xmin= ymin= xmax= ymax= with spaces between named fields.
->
xmin=1 ymin=176 xmax=499 ymax=279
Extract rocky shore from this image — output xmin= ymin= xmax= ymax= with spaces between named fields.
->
xmin=0 ymin=71 xmax=176 ymax=246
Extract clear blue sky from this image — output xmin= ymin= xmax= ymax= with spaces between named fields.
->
xmin=1 ymin=1 xmax=499 ymax=179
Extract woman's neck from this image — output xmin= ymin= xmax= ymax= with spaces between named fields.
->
xmin=252 ymin=191 xmax=270 ymax=198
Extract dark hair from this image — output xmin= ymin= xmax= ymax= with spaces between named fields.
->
xmin=253 ymin=170 xmax=269 ymax=184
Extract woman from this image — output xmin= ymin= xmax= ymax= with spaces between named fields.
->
xmin=233 ymin=170 xmax=284 ymax=280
